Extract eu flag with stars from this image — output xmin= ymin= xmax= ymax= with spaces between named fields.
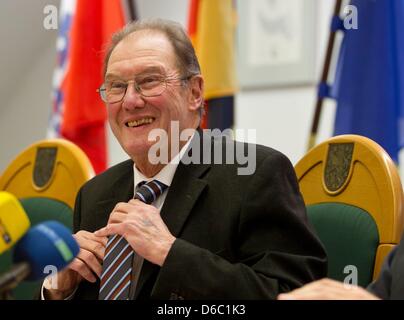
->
xmin=332 ymin=0 xmax=404 ymax=162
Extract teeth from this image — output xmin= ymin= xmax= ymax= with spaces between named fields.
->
xmin=127 ymin=118 xmax=154 ymax=127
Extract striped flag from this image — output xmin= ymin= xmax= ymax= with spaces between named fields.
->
xmin=48 ymin=0 xmax=75 ymax=141
xmin=188 ymin=0 xmax=237 ymax=130
xmin=48 ymin=0 xmax=125 ymax=173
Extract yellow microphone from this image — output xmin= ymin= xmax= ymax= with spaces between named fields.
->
xmin=0 ymin=192 xmax=30 ymax=254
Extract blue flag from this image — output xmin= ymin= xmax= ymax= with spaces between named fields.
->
xmin=332 ymin=0 xmax=404 ymax=162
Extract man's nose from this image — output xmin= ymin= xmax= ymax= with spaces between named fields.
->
xmin=122 ymin=84 xmax=145 ymax=110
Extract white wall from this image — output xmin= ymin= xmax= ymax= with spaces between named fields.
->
xmin=235 ymin=0 xmax=336 ymax=165
xmin=0 ymin=0 xmax=336 ymax=173
xmin=0 ymin=43 xmax=56 ymax=170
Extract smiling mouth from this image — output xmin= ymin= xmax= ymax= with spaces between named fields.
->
xmin=125 ymin=117 xmax=155 ymax=128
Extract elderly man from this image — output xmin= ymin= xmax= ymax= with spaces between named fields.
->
xmin=42 ymin=18 xmax=326 ymax=300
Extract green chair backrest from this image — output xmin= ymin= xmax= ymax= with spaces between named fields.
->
xmin=307 ymin=203 xmax=379 ymax=287
xmin=295 ymin=135 xmax=404 ymax=282
xmin=0 ymin=197 xmax=73 ymax=300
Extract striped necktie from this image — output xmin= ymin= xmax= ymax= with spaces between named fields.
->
xmin=98 ymin=180 xmax=168 ymax=300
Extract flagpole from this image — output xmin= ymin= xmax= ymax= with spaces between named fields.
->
xmin=307 ymin=0 xmax=343 ymax=150
xmin=126 ymin=0 xmax=137 ymax=22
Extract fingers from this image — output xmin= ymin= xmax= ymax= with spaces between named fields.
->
xmin=128 ymin=199 xmax=156 ymax=210
xmin=95 ymin=223 xmax=122 ymax=238
xmin=101 ymin=200 xmax=157 ymax=235
xmin=68 ymin=255 xmax=98 ymax=283
xmin=278 ymin=278 xmax=339 ymax=300
xmin=128 ymin=199 xmax=145 ymax=206
xmin=112 ymin=202 xmax=139 ymax=213
xmin=107 ymin=201 xmax=147 ymax=225
xmin=70 ymin=230 xmax=108 ymax=283
xmin=77 ymin=238 xmax=106 ymax=261
xmin=277 ymin=278 xmax=379 ymax=300
xmin=76 ymin=230 xmax=108 ymax=247
xmin=108 ymin=212 xmax=129 ymax=224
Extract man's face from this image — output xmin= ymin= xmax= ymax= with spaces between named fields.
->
xmin=105 ymin=30 xmax=199 ymax=160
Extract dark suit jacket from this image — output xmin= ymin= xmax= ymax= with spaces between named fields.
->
xmin=72 ymin=134 xmax=327 ymax=299
xmin=368 ymin=233 xmax=404 ymax=299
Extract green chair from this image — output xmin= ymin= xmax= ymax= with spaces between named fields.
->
xmin=0 ymin=139 xmax=94 ymax=299
xmin=295 ymin=135 xmax=404 ymax=287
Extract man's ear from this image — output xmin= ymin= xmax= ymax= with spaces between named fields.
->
xmin=188 ymin=75 xmax=204 ymax=111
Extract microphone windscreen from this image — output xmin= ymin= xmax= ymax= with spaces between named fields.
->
xmin=13 ymin=221 xmax=79 ymax=280
xmin=0 ymin=192 xmax=30 ymax=254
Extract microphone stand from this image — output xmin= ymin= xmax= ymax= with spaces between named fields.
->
xmin=0 ymin=289 xmax=13 ymax=300
xmin=0 ymin=263 xmax=30 ymax=299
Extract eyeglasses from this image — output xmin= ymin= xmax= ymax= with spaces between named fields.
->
xmin=97 ymin=73 xmax=193 ymax=104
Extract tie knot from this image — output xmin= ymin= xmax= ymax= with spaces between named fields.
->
xmin=134 ymin=180 xmax=168 ymax=204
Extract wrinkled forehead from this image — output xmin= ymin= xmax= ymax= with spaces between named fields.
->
xmin=106 ymin=30 xmax=179 ymax=76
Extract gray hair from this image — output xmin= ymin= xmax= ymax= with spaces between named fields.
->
xmin=103 ymin=18 xmax=201 ymax=79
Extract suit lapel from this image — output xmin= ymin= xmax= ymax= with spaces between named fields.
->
xmin=161 ymin=127 xmax=212 ymax=236
xmin=160 ymin=162 xmax=210 ymax=236
xmin=134 ymin=161 xmax=210 ymax=299
xmin=94 ymin=161 xmax=134 ymax=231
xmin=135 ymin=131 xmax=212 ymax=299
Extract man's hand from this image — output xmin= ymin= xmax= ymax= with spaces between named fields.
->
xmin=277 ymin=278 xmax=380 ymax=300
xmin=94 ymin=199 xmax=176 ymax=267
xmin=43 ymin=230 xmax=107 ymax=300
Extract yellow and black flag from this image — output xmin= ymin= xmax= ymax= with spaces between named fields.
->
xmin=188 ymin=0 xmax=237 ymax=130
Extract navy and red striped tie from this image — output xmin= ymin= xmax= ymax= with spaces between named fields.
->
xmin=99 ymin=180 xmax=167 ymax=300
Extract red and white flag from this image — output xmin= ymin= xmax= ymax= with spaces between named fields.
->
xmin=48 ymin=0 xmax=126 ymax=174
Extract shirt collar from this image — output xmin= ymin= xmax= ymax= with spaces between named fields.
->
xmin=133 ymin=131 xmax=195 ymax=188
